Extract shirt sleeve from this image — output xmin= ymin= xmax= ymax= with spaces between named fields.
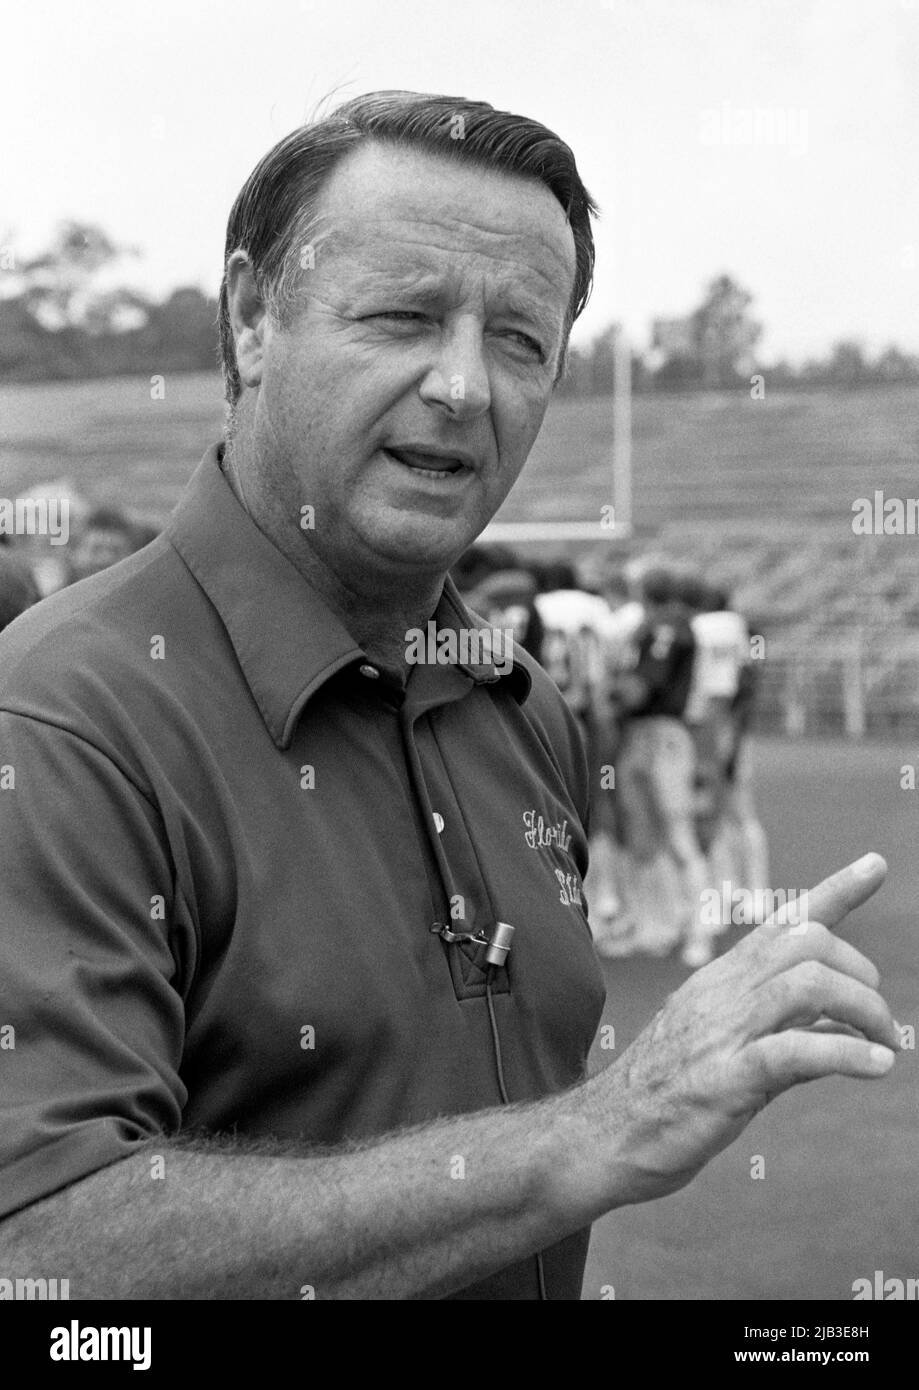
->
xmin=0 ymin=710 xmax=190 ymax=1220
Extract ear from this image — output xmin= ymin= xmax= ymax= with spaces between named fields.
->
xmin=226 ymin=250 xmax=269 ymax=389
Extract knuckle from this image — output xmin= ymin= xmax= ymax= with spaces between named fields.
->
xmin=759 ymin=971 xmax=794 ymax=1021
xmin=802 ymin=919 xmax=830 ymax=951
xmin=758 ymin=1031 xmax=796 ymax=1087
xmin=749 ymin=922 xmax=785 ymax=964
xmin=794 ymin=958 xmax=825 ymax=1000
xmin=770 ymin=1030 xmax=797 ymax=1069
xmin=743 ymin=1037 xmax=774 ymax=1091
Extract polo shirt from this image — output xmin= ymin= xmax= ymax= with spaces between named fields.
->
xmin=0 ymin=445 xmax=607 ymax=1300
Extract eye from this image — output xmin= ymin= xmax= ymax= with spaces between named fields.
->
xmin=501 ymin=330 xmax=546 ymax=361
xmin=371 ymin=311 xmax=426 ymax=323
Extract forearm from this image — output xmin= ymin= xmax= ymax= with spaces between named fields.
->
xmin=0 ymin=1080 xmax=627 ymax=1301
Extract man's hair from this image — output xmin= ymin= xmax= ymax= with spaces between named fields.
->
xmin=217 ymin=90 xmax=598 ymax=407
xmin=675 ymin=572 xmax=709 ymax=612
xmin=600 ymin=569 xmax=630 ymax=602
xmin=83 ymin=505 xmax=135 ymax=537
xmin=705 ymin=583 xmax=731 ymax=612
xmin=537 ymin=560 xmax=579 ymax=592
xmin=641 ymin=566 xmax=675 ymax=607
xmin=451 ymin=542 xmax=521 ymax=593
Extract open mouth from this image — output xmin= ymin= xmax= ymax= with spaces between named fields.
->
xmin=383 ymin=446 xmax=472 ymax=479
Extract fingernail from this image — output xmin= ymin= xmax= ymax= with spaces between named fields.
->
xmin=853 ymin=853 xmax=883 ymax=878
xmin=868 ymin=1045 xmax=896 ymax=1073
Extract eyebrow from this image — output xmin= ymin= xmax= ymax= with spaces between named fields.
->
xmin=350 ymin=267 xmax=564 ymax=344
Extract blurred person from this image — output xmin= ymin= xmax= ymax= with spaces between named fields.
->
xmin=679 ymin=575 xmax=743 ymax=951
xmin=723 ymin=619 xmax=770 ymax=896
xmin=450 ymin=541 xmax=520 ymax=597
xmin=68 ymin=505 xmax=144 ymax=584
xmin=466 ymin=565 xmax=545 ymax=661
xmin=0 ymin=550 xmax=40 ymax=635
xmin=597 ymin=565 xmax=645 ymax=756
xmin=684 ymin=580 xmax=769 ymax=902
xmin=683 ymin=579 xmax=748 ymax=768
xmin=533 ymin=560 xmax=610 ymax=736
xmin=10 ymin=478 xmax=91 ymax=597
xmin=683 ymin=578 xmax=745 ymax=852
xmin=602 ymin=561 xmax=669 ymax=957
xmin=599 ymin=566 xmax=644 ymax=642
xmin=585 ymin=565 xmax=646 ymax=956
xmin=616 ymin=564 xmax=712 ymax=965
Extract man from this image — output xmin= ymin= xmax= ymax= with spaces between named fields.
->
xmin=683 ymin=579 xmax=769 ymax=903
xmin=588 ymin=565 xmax=646 ymax=957
xmin=0 ymin=550 xmax=40 ymax=635
xmin=615 ymin=565 xmax=715 ymax=964
xmin=534 ymin=562 xmax=611 ymax=741
xmin=7 ymin=478 xmax=90 ymax=597
xmin=0 ymin=92 xmax=899 ymax=1300
xmin=466 ymin=565 xmax=545 ymax=661
xmin=683 ymin=579 xmax=750 ymax=775
xmin=67 ymin=504 xmax=149 ymax=584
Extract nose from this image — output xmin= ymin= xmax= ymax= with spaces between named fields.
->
xmin=417 ymin=316 xmax=492 ymax=420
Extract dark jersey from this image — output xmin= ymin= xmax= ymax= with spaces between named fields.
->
xmin=631 ymin=616 xmax=696 ymax=719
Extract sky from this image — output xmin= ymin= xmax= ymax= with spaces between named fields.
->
xmin=2 ymin=0 xmax=918 ymax=363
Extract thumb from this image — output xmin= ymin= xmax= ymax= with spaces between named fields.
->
xmin=773 ymin=852 xmax=887 ymax=930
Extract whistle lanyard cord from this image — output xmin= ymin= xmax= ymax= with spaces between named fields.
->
xmin=398 ymin=708 xmax=464 ymax=925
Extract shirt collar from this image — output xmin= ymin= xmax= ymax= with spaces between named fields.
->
xmin=434 ymin=575 xmax=531 ymax=696
xmin=166 ymin=445 xmax=530 ymax=748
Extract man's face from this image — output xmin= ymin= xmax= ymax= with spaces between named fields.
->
xmin=248 ymin=141 xmax=577 ymax=582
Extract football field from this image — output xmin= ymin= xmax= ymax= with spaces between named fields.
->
xmin=584 ymin=734 xmax=918 ymax=1301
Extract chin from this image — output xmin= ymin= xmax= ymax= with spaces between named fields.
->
xmin=361 ymin=514 xmax=477 ymax=573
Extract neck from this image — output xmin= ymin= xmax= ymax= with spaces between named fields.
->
xmin=222 ymin=428 xmax=445 ymax=671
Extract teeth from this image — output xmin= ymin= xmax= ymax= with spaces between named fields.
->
xmin=387 ymin=448 xmax=463 ymax=474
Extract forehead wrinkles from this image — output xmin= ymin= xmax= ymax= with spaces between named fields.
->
xmin=324 ymin=213 xmax=573 ymax=309
xmin=302 ymin=144 xmax=577 ymax=322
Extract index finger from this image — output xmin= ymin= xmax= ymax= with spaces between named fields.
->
xmin=767 ymin=852 xmax=887 ymax=931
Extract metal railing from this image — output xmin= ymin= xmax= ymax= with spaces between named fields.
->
xmin=751 ymin=637 xmax=919 ymax=738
